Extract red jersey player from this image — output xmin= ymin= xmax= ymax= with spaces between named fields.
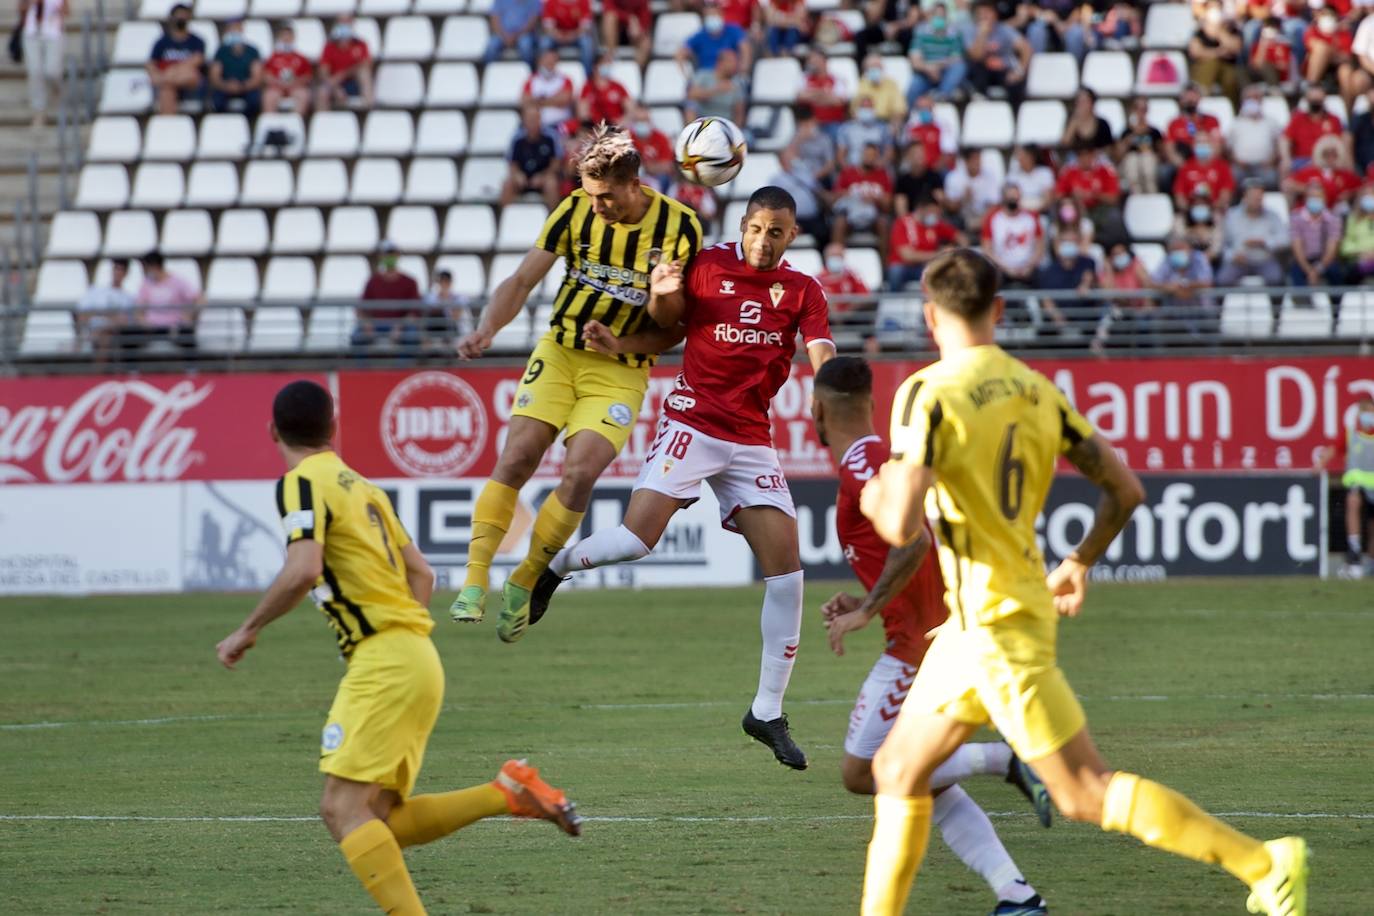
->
xmin=810 ymin=356 xmax=1052 ymax=916
xmin=531 ymin=186 xmax=836 ymax=769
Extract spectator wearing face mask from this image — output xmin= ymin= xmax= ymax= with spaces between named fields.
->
xmin=817 ymin=242 xmax=875 ymax=313
xmin=502 ymin=104 xmax=563 ymax=210
xmin=1163 ymin=83 xmax=1222 ymax=169
xmin=423 ymin=269 xmax=476 ymax=351
xmin=1340 ymin=185 xmax=1374 ymax=282
xmin=209 ymin=18 xmax=262 ymax=117
xmin=1248 ymin=17 xmax=1297 ymax=89
xmin=678 ymin=1 xmax=752 ymax=72
xmin=1341 ymin=13 xmax=1374 ymax=115
xmin=1218 ymin=181 xmax=1290 ymax=285
xmin=832 ymin=142 xmax=894 ymax=252
xmin=907 ymin=5 xmax=967 ymax=103
xmin=887 ymin=198 xmax=963 ymax=290
xmin=981 ymin=185 xmax=1044 ymax=289
xmin=1056 ymin=146 xmax=1123 ymax=225
xmin=316 ymin=15 xmax=373 ymax=111
xmin=1172 ymin=186 xmax=1224 ymax=263
xmin=1285 ymin=136 xmax=1363 ymax=207
xmin=1034 ymin=231 xmax=1098 ymax=334
xmin=1289 ymin=181 xmax=1346 ymax=287
xmin=1188 ymin=0 xmax=1243 ymax=105
xmin=1227 ymin=86 xmax=1282 ymax=188
xmin=893 ymin=143 xmax=946 ymax=218
xmin=523 ymin=47 xmax=575 ymax=129
xmin=1095 ymin=243 xmax=1157 ymax=352
xmin=1150 ymin=237 xmax=1216 ymax=338
xmin=798 ymin=50 xmax=851 ymax=137
xmin=837 ymin=97 xmax=896 ymax=168
xmin=686 ymin=47 xmax=747 ymax=124
xmin=1302 ymin=6 xmax=1353 ymax=87
xmin=785 ymin=105 xmax=838 ymax=190
xmin=1281 ymin=85 xmax=1346 ymax=174
xmin=1051 ymin=197 xmax=1095 ymax=248
xmin=146 ymin=4 xmax=205 ymax=116
xmin=262 ymin=25 xmax=312 ymax=116
xmin=1117 ymin=96 xmax=1166 ymax=194
xmin=541 ymin=0 xmax=597 ymax=75
xmin=942 ymin=147 xmax=1000 ymax=230
xmin=902 ymin=96 xmax=948 ymax=171
xmin=354 ymin=242 xmax=422 ymax=353
xmin=853 ymin=54 xmax=906 ymax=124
xmin=578 ymin=52 xmax=629 ymax=124
xmin=1173 ymin=138 xmax=1237 ymax=212
xmin=627 ymin=104 xmax=675 ymax=192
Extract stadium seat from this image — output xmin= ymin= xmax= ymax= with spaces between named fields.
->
xmin=19 ymin=309 xmax=76 ymax=356
xmin=350 ymin=158 xmax=403 ymax=204
xmin=470 ymin=109 xmax=521 ymax=156
xmin=88 ymin=116 xmax=142 ymax=162
xmin=933 ymin=103 xmax=961 ymax=155
xmin=827 ymin=57 xmax=860 ymax=97
xmin=46 ymin=212 xmax=102 ymax=259
xmin=197 ymin=112 xmax=251 ymax=159
xmin=1135 ymin=51 xmax=1187 ymax=96
xmin=306 ymin=111 xmax=360 ymax=158
xmin=643 ymin=60 xmax=688 ymax=106
xmin=159 ymin=209 xmax=215 ymax=257
xmin=484 ymin=252 xmax=522 ymax=295
xmin=326 ymin=206 xmax=380 ymax=253
xmin=414 ymin=0 xmax=464 ymax=11
xmin=165 ymin=257 xmax=202 ymax=290
xmin=248 ymin=306 xmax=305 ymax=350
xmin=436 ymin=15 xmax=487 ymax=60
xmin=653 ymin=12 xmax=700 ymax=58
xmin=262 ymin=256 xmax=317 ymax=301
xmin=271 ymin=207 xmax=326 ymax=254
xmin=1276 ymin=294 xmax=1333 ymax=338
xmin=252 ymin=112 xmax=306 ymax=157
xmin=424 ymin=62 xmax=479 ymax=107
xmin=304 ymin=0 xmax=354 ymax=15
xmin=33 ymin=260 xmax=89 ymax=306
xmin=112 ymin=21 xmax=164 ymax=66
xmin=747 ymin=104 xmax=796 ymax=153
xmin=1198 ymin=96 xmax=1235 ymax=137
xmin=249 ymin=0 xmax=301 ymax=15
xmin=385 ymin=206 xmax=440 ymax=252
xmin=240 ymin=159 xmax=295 ymax=206
xmin=352 ymin=17 xmax=382 ymax=58
xmin=608 ymin=60 xmax=643 ymax=100
xmin=195 ymin=305 xmax=249 ymax=351
xmin=197 ymin=0 xmax=247 ymax=18
xmin=1123 ymin=194 xmax=1174 ymax=240
xmin=1335 ymin=291 xmax=1374 ymax=338
xmin=1220 ymin=293 xmax=1274 ymax=339
xmin=242 ymin=17 xmax=273 ymax=52
xmin=292 ymin=17 xmax=326 ymax=58
xmin=961 ymin=100 xmax=1015 ymax=147
xmin=317 ymin=255 xmax=370 ymax=299
xmin=751 ymin=57 xmax=803 ymax=105
xmin=1260 ymin=95 xmax=1290 ymax=128
xmin=1094 ymin=98 xmax=1126 ymax=138
xmin=1080 ymin=51 xmax=1134 ymax=97
xmin=459 ymin=158 xmax=505 ymax=204
xmin=1145 ymin=98 xmax=1180 ymax=132
xmin=381 ymin=15 xmax=433 ymax=60
xmin=375 ymin=62 xmax=426 ymax=108
xmin=555 ymin=60 xmax=587 ymax=96
xmin=303 ymin=305 xmax=357 ymax=350
xmin=361 ymin=110 xmax=415 ymax=156
xmin=434 ymin=253 xmax=485 ymax=297
xmin=480 ymin=61 xmax=530 ymax=107
xmin=727 ymin=152 xmax=779 ymax=201
xmin=1026 ymin=53 xmax=1078 ymax=99
xmin=1015 ymin=100 xmax=1067 ymax=146
xmin=1144 ymin=3 xmax=1195 ymax=47
xmin=130 ymin=162 xmax=186 ymax=209
xmin=75 ymin=165 xmax=130 ymax=210
xmin=403 ymin=157 xmax=458 ymax=204
xmin=785 ymin=248 xmax=821 ymax=276
xmin=188 ymin=20 xmax=220 ymax=58
xmin=102 ymin=210 xmax=158 ymax=258
xmin=1262 ymin=191 xmax=1289 ymax=222
xmin=99 ymin=69 xmax=153 ymax=114
xmin=496 ymin=204 xmax=548 ymax=251
xmin=844 ymin=247 xmax=883 ymax=292
xmin=879 ymin=55 xmax=913 ymax=96
xmin=295 ymin=158 xmax=350 ymax=205
xmin=415 ymin=110 xmax=468 ymax=155
xmin=205 ymin=257 xmax=260 ymax=302
xmin=539 ymin=259 xmax=565 ymax=299
xmin=216 ymin=208 xmax=270 ymax=255
xmin=186 ymin=161 xmax=240 ymax=207
xmin=360 ymin=0 xmax=410 ymax=13
xmin=1132 ymin=242 xmax=1166 ymax=275
xmin=442 ymin=204 xmax=497 ymax=251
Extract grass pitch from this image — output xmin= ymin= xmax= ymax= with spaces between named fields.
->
xmin=1 ymin=579 xmax=1371 ymax=914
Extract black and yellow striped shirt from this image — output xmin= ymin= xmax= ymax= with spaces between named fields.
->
xmin=537 ymin=186 xmax=703 ymax=367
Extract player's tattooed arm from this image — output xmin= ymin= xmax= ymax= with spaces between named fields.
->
xmin=582 ymin=319 xmax=686 ymax=356
xmin=1063 ymin=434 xmax=1146 ymax=567
xmin=857 ymin=528 xmax=930 ymax=621
xmin=646 ymin=260 xmax=687 ymax=328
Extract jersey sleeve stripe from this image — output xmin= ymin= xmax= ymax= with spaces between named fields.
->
xmin=537 ymin=194 xmax=577 ymax=253
xmin=924 ymin=400 xmax=943 ymax=467
xmin=274 ymin=477 xmax=286 ymax=517
xmin=1060 ymin=406 xmax=1086 ymax=447
xmin=679 ymin=209 xmax=700 ymax=259
xmin=899 ymin=379 xmax=924 ymax=426
xmin=551 ymin=197 xmax=594 ymax=342
xmin=296 ymin=477 xmax=317 ymax=540
xmin=649 ymin=198 xmax=672 ymax=255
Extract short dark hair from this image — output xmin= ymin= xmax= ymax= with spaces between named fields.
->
xmin=273 ymin=380 xmax=334 ymax=448
xmin=142 ymin=250 xmax=164 ymax=268
xmin=745 ymin=185 xmax=797 ymax=215
xmin=170 ymin=3 xmax=191 ymax=13
xmin=814 ymin=356 xmax=873 ymax=398
xmin=111 ymin=257 xmax=130 ymax=270
xmin=923 ymin=248 xmax=1001 ymax=322
xmin=437 ymin=269 xmax=453 ymax=281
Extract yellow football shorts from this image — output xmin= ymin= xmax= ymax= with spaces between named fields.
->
xmin=319 ymin=627 xmax=444 ymax=798
xmin=510 ymin=334 xmax=649 ymax=452
xmin=904 ymin=611 xmax=1086 ymax=761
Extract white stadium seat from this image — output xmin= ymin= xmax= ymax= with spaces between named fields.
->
xmin=497 ymin=204 xmax=548 ymax=251
xmin=1220 ymin=293 xmax=1273 ymax=339
xmin=197 ymin=0 xmax=246 ymax=17
xmin=20 ymin=310 xmax=76 ymax=356
xmin=425 ymin=62 xmax=479 ymax=107
xmin=880 ymin=55 xmax=913 ymax=95
xmin=272 ymin=207 xmax=327 ymax=254
xmin=747 ymin=104 xmax=796 ymax=153
xmin=349 ymin=157 xmax=405 ymax=205
xmin=555 ymin=61 xmax=586 ymax=96
xmin=138 ymin=0 xmax=174 ymax=18
xmin=643 ymin=60 xmax=687 ymax=106
xmin=608 ymin=60 xmax=643 ymax=100
xmin=292 ymin=17 xmax=326 ymax=58
xmin=1198 ymin=96 xmax=1235 ymax=137
xmin=1260 ymin=95 xmax=1291 ymax=128
xmin=1144 ymin=3 xmax=1196 ymax=48
xmin=197 ymin=113 xmax=251 ymax=159
xmin=249 ymin=0 xmax=301 ymax=15
xmin=164 ymin=258 xmax=202 ymax=291
xmin=76 ymin=165 xmax=130 ymax=210
xmin=415 ymin=110 xmax=468 ymax=156
xmin=361 ymin=110 xmax=415 ymax=156
xmin=403 ymin=158 xmax=458 ymax=204
xmin=1132 ymin=242 xmax=1166 ymax=275
xmin=295 ymin=158 xmax=350 ymax=205
xmin=317 ymin=255 xmax=370 ymax=299
xmin=248 ymin=306 xmax=305 ymax=350
xmin=484 ymin=253 xmax=521 ymax=295
xmin=306 ymin=111 xmax=360 ymax=158
xmin=845 ymin=247 xmax=883 ymax=292
xmin=785 ymin=248 xmax=821 ymax=277
xmin=205 ymin=257 xmax=260 ymax=302
xmin=159 ymin=209 xmax=215 ymax=257
xmin=240 ymin=159 xmax=295 ymax=207
xmin=386 ymin=206 xmax=440 ymax=252
xmin=195 ymin=306 xmax=249 ymax=351
xmin=186 ymin=161 xmax=239 ymax=207
xmin=459 ymin=158 xmax=505 ymax=204
xmin=470 ymin=109 xmax=521 ymax=156
xmin=1026 ymin=53 xmax=1078 ymax=99
xmin=375 ymin=62 xmax=426 ymax=108
xmin=442 ymin=204 xmax=496 ymax=251
xmin=360 ymin=0 xmax=410 ymax=13
xmin=46 ymin=212 xmax=102 ymax=259
xmin=100 ymin=69 xmax=153 ymax=114
xmin=326 ymin=206 xmax=380 ymax=253
xmin=1145 ymin=98 xmax=1180 ymax=132
xmin=130 ymin=162 xmax=185 ymax=209
xmin=649 ymin=106 xmax=685 ymax=138
xmin=434 ymin=254 xmax=484 ymax=297
xmin=1015 ymin=100 xmax=1066 ymax=146
xmin=305 ymin=0 xmax=354 ymax=15
xmin=653 ymin=12 xmax=700 ymax=58
xmin=961 ymin=100 xmax=1015 ymax=147
xmin=253 ymin=112 xmax=306 ymax=157
xmin=751 ymin=58 xmax=803 ymax=105
xmin=1276 ymin=294 xmax=1333 ymax=338
xmin=262 ymin=256 xmax=317 ymax=301
xmin=188 ymin=20 xmax=219 ymax=58
xmin=726 ymin=152 xmax=779 ymax=201
xmin=1263 ymin=192 xmax=1289 ymax=222
xmin=33 ymin=260 xmax=89 ymax=306
xmin=1335 ymin=291 xmax=1374 ymax=338
xmin=87 ymin=117 xmax=142 ymax=162
xmin=304 ymin=305 xmax=357 ymax=349
xmin=1081 ymin=51 xmax=1134 ymax=97
xmin=353 ymin=17 xmax=382 ymax=58
xmin=1094 ymin=98 xmax=1126 ymax=138
xmin=102 ymin=210 xmax=158 ymax=258
xmin=242 ymin=17 xmax=273 ymax=53
xmin=382 ymin=15 xmax=433 ymax=60
xmin=480 ymin=62 xmax=530 ymax=107
xmin=216 ymin=208 xmax=270 ymax=255
xmin=113 ymin=21 xmax=164 ymax=65
xmin=414 ymin=0 xmax=464 ymax=11
xmin=1123 ymin=193 xmax=1174 ymax=240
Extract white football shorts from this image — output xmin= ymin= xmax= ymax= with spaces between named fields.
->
xmin=844 ymin=653 xmax=919 ymax=759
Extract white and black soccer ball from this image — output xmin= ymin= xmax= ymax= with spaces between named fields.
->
xmin=675 ymin=117 xmax=747 ymax=187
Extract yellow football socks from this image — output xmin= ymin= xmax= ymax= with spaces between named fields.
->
xmin=1101 ymin=771 xmax=1272 ymax=885
xmin=465 ymin=481 xmax=519 ymax=590
xmin=860 ymin=794 xmax=933 ymax=916
xmin=339 ymin=819 xmax=425 ymax=915
xmin=508 ymin=492 xmax=585 ymax=590
xmin=386 ymin=783 xmax=510 ymax=848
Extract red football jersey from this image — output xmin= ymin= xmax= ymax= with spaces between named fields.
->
xmin=1054 ymin=161 xmax=1121 ymax=206
xmin=835 ymin=436 xmax=947 ymax=666
xmin=665 ymin=242 xmax=832 ymax=446
xmin=1165 ymin=114 xmax=1222 ymax=148
xmin=264 ymin=51 xmax=312 ymax=84
xmin=1284 ymin=111 xmax=1344 ymax=160
xmin=580 ymin=78 xmax=629 ymax=124
xmin=1290 ymin=165 xmax=1362 ymax=205
xmin=1173 ymin=158 xmax=1236 ymax=200
xmin=319 ymin=39 xmax=369 ymax=75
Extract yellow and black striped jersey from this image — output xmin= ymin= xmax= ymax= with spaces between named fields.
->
xmin=889 ymin=345 xmax=1097 ymax=627
xmin=537 ymin=186 xmax=703 ymax=367
xmin=277 ymin=451 xmax=433 ymax=657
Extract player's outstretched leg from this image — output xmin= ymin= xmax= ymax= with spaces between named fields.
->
xmin=386 ymin=759 xmax=582 ymax=845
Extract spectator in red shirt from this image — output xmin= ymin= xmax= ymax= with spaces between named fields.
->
xmin=1285 ymin=136 xmax=1363 ymax=206
xmin=1173 ymin=137 xmax=1237 ymax=210
xmin=524 ymin=47 xmax=575 ymax=128
xmin=903 ymin=94 xmax=944 ymax=170
xmin=353 ymin=241 xmax=422 ymax=354
xmin=601 ymin=0 xmax=651 ymax=69
xmin=1055 ymin=147 xmax=1122 ymax=211
xmin=541 ymin=0 xmax=597 ymax=75
xmin=627 ymin=103 xmax=675 ymax=191
xmin=764 ymin=0 xmax=810 ymax=57
xmin=262 ymin=23 xmax=312 ymax=116
xmin=1248 ymin=18 xmax=1295 ymax=88
xmin=1281 ymin=84 xmax=1348 ymax=173
xmin=1302 ymin=8 xmax=1353 ymax=86
xmin=797 ymin=49 xmax=850 ymax=137
xmin=833 ymin=142 xmax=894 ymax=253
xmin=887 ymin=198 xmax=963 ymax=289
xmin=1163 ymin=82 xmax=1222 ymax=168
xmin=578 ymin=52 xmax=629 ymax=124
xmin=316 ymin=15 xmax=372 ymax=111
xmin=719 ymin=0 xmax=761 ymax=32
xmin=818 ymin=242 xmax=879 ymax=350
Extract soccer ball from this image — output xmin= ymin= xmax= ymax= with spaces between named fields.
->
xmin=675 ymin=117 xmax=747 ymax=187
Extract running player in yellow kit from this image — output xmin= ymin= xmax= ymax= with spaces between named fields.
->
xmin=216 ymin=381 xmax=580 ymax=916
xmin=855 ymin=250 xmax=1308 ymax=916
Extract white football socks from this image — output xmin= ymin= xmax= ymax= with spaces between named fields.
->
xmin=750 ymin=570 xmax=804 ymax=721
xmin=549 ymin=524 xmax=650 ymax=577
xmin=929 ymin=742 xmax=1014 ymax=789
xmin=933 ymin=785 xmax=1038 ymax=904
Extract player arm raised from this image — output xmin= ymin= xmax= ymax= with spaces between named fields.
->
xmin=457 ymin=248 xmax=557 ymax=359
xmin=822 ymin=529 xmax=931 ymax=656
xmin=646 ymin=259 xmax=686 ymax=327
xmin=216 ymin=539 xmax=323 ymax=669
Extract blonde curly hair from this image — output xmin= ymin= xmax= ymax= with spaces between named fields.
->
xmin=576 ymin=122 xmax=642 ymax=184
